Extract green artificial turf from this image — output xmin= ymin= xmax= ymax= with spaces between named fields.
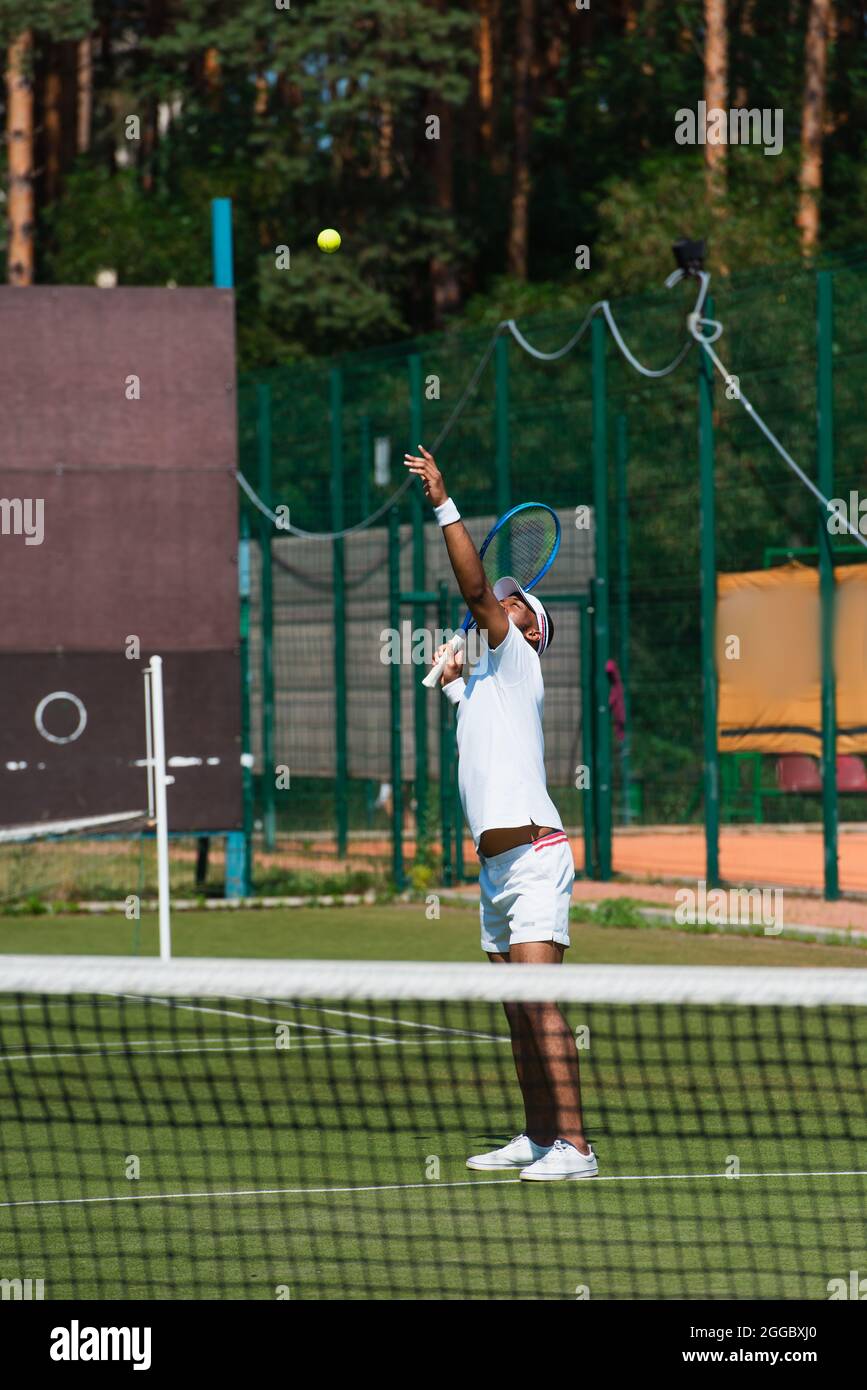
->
xmin=2 ymin=905 xmax=866 ymax=1299
xmin=2 ymin=901 xmax=867 ymax=966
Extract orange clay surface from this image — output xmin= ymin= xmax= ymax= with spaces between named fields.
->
xmin=261 ymin=823 xmax=867 ymax=930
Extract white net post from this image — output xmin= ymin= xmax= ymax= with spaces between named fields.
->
xmin=145 ymin=656 xmax=172 ymax=960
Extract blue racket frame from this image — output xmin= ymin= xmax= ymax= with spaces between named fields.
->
xmin=460 ymin=500 xmax=562 ymax=635
xmin=421 ymin=501 xmax=562 ymax=688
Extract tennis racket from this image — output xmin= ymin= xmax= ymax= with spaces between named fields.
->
xmin=422 ymin=501 xmax=561 ymax=688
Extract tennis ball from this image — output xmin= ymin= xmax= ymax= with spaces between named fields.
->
xmin=317 ymin=228 xmax=341 ymax=254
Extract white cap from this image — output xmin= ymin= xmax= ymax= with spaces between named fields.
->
xmin=492 ymin=576 xmax=553 ymax=655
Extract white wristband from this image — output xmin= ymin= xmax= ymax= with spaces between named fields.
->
xmin=434 ymin=497 xmax=460 ymax=528
xmin=442 ymin=677 xmax=465 ymax=704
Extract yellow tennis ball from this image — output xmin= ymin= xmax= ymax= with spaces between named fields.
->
xmin=317 ymin=228 xmax=341 ymax=254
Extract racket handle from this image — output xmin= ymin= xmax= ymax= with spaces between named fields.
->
xmin=422 ymin=631 xmax=465 ymax=688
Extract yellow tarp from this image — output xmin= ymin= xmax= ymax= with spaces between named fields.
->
xmin=716 ymin=561 xmax=867 ymax=754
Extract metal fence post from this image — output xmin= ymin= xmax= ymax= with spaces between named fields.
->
xmin=230 ymin=509 xmax=254 ymax=897
xmin=330 ymin=366 xmax=348 ymax=858
xmin=408 ymin=354 xmax=428 ymax=861
xmin=257 ymin=383 xmax=276 ymax=851
xmin=615 ymin=413 xmax=634 ymax=824
xmin=389 ymin=506 xmax=405 ymax=889
xmin=450 ymin=594 xmax=465 ymax=883
xmin=437 ymin=580 xmax=453 ymax=887
xmin=817 ymin=270 xmax=839 ymax=900
xmin=495 ymin=335 xmax=512 ymax=517
xmin=213 ymin=195 xmax=250 ymax=896
xmin=699 ymin=296 xmax=720 ymax=887
xmin=591 ymin=317 xmax=612 ymax=879
xmin=580 ymin=597 xmax=596 ymax=878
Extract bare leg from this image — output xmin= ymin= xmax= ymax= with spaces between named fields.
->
xmin=489 ymin=941 xmax=590 ymax=1154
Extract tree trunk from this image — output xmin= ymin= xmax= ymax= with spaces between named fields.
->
xmin=429 ymin=101 xmax=461 ymax=325
xmin=733 ymin=0 xmax=755 ymax=109
xmin=100 ymin=15 xmax=115 ymax=174
xmin=478 ymin=0 xmax=496 ymax=153
xmin=43 ymin=55 xmax=63 ymax=204
xmin=507 ymin=0 xmax=535 ymax=280
xmin=704 ymin=0 xmax=728 ymax=198
xmin=77 ymin=35 xmax=92 ymax=153
xmin=797 ymin=0 xmax=831 ymax=254
xmin=203 ymin=46 xmax=221 ymax=108
xmin=6 ymin=31 xmax=35 ymax=286
xmin=60 ymin=41 xmax=79 ymax=172
xmin=254 ymin=74 xmax=269 ymax=118
xmin=141 ymin=2 xmax=168 ymax=192
xmin=378 ymin=99 xmax=394 ymax=179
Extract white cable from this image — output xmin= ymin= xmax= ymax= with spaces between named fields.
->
xmin=238 ymin=264 xmax=864 ymax=555
xmin=688 ymin=317 xmax=867 ymax=553
xmin=236 ymin=326 xmax=503 ymax=541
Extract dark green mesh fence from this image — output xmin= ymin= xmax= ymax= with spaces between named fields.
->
xmin=237 ymin=256 xmax=867 ymax=887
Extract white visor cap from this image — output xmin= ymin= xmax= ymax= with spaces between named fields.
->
xmin=492 ymin=576 xmax=552 ymax=655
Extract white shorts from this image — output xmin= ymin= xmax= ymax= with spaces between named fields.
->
xmin=478 ymin=832 xmax=575 ymax=955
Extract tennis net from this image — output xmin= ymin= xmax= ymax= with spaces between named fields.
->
xmin=2 ymin=957 xmax=866 ymax=1301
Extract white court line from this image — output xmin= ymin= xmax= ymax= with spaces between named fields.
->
xmin=0 ymin=1042 xmax=281 ymax=1063
xmin=1 ymin=1035 xmax=260 ymax=1052
xmin=152 ymin=991 xmax=503 ymax=1046
xmin=240 ymin=995 xmax=505 ymax=1045
xmin=0 ymin=1036 xmax=501 ymax=1065
xmin=2 ymin=990 xmax=504 ymax=1046
xmin=4 ymin=1168 xmax=867 ymax=1211
xmin=121 ymin=993 xmax=399 ymax=1046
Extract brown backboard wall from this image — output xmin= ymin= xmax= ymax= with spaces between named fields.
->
xmin=0 ymin=287 xmax=242 ymax=831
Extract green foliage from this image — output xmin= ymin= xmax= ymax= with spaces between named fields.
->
xmin=571 ymin=898 xmax=651 ymax=930
xmin=43 ymin=167 xmax=212 ymax=286
xmin=9 ymin=0 xmax=866 ymax=367
xmin=252 ymin=865 xmax=380 ymax=897
xmin=0 ymin=893 xmax=50 ymax=917
xmin=0 ymin=0 xmax=93 ymax=47
xmin=409 ymin=863 xmax=436 ymax=893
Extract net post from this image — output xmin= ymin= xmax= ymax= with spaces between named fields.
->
xmin=257 ymin=382 xmax=276 ymax=852
xmin=698 ymin=295 xmax=720 ymax=886
xmin=330 ymin=366 xmax=349 ymax=859
xmin=408 ymin=353 xmax=429 ymax=864
xmin=143 ymin=665 xmax=155 ymax=818
xmin=816 ymin=269 xmax=839 ymax=900
xmin=145 ymin=655 xmax=172 ymax=960
xmin=591 ymin=315 xmax=612 ymax=879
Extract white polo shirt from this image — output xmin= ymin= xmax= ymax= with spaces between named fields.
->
xmin=443 ymin=618 xmax=563 ymax=849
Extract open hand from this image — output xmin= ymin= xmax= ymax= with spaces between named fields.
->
xmin=403 ymin=445 xmax=447 ymax=507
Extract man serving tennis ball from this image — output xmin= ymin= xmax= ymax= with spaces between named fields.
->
xmin=403 ymin=445 xmax=596 ymax=1182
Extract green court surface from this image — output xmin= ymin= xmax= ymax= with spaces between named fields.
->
xmin=2 ymin=907 xmax=866 ymax=1299
xmin=3 ymin=986 xmax=866 ymax=1299
xmin=2 ymin=901 xmax=867 ymax=966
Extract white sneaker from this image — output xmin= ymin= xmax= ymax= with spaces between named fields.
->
xmin=520 ymin=1139 xmax=598 ymax=1181
xmin=466 ymin=1133 xmax=553 ymax=1171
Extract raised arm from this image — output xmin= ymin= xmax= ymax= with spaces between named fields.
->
xmin=403 ymin=446 xmax=509 ymax=649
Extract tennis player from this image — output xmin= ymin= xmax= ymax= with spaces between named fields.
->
xmin=403 ymin=445 xmax=597 ymax=1181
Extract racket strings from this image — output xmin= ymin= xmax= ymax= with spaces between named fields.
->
xmin=482 ymin=507 xmax=558 ymax=586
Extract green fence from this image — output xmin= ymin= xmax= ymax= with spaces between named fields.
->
xmin=237 ymin=252 xmax=867 ymax=897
